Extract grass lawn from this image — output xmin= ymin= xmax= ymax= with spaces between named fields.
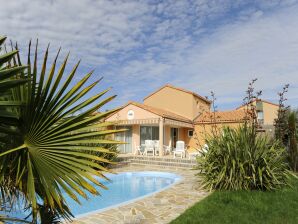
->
xmin=171 ymin=177 xmax=298 ymax=224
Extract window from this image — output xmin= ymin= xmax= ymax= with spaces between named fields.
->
xmin=140 ymin=126 xmax=159 ymax=145
xmin=257 ymin=111 xmax=264 ymax=124
xmin=257 ymin=111 xmax=264 ymax=119
xmin=188 ymin=130 xmax=194 ymax=137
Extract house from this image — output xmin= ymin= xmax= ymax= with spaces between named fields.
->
xmin=106 ymin=84 xmax=211 ymax=155
xmin=106 ymin=84 xmax=279 ymax=155
xmin=236 ymin=99 xmax=279 ymax=136
xmin=189 ymin=110 xmax=248 ymax=147
xmin=236 ymin=99 xmax=279 ymax=126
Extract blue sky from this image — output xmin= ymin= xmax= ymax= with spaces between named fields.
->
xmin=1 ymin=0 xmax=298 ymax=111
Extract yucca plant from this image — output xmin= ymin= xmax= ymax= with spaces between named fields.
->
xmin=196 ymin=125 xmax=293 ymax=191
xmin=0 ymin=40 xmax=123 ymax=222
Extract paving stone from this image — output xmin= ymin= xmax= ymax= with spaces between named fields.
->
xmin=72 ymin=165 xmax=209 ymax=224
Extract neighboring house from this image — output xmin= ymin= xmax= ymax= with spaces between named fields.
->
xmin=189 ymin=110 xmax=248 ymax=147
xmin=106 ymin=84 xmax=279 ymax=155
xmin=236 ymin=99 xmax=279 ymax=133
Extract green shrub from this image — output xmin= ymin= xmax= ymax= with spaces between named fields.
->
xmin=196 ymin=125 xmax=294 ymax=191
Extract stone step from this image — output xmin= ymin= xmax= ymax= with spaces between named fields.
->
xmin=129 ymin=159 xmax=196 ymax=168
xmin=129 ymin=156 xmax=197 ymax=164
xmin=121 ymin=156 xmax=197 ymax=164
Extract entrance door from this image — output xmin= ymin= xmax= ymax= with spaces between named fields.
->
xmin=170 ymin=128 xmax=179 ymax=148
xmin=115 ymin=126 xmax=132 ymax=153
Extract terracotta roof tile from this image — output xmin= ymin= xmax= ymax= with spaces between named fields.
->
xmin=195 ymin=110 xmax=248 ymax=123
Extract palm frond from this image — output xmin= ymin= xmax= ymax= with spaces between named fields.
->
xmin=0 ymin=40 xmax=123 ymax=222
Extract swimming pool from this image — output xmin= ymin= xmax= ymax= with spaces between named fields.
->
xmin=72 ymin=171 xmax=181 ymax=217
xmin=2 ymin=171 xmax=181 ymax=220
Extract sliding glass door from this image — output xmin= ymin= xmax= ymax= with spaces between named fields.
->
xmin=140 ymin=126 xmax=159 ymax=145
xmin=115 ymin=126 xmax=132 ymax=153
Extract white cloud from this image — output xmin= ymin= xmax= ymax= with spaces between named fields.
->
xmin=167 ymin=3 xmax=298 ymax=109
xmin=1 ymin=0 xmax=298 ymax=110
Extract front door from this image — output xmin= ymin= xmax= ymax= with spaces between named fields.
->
xmin=170 ymin=128 xmax=179 ymax=148
xmin=115 ymin=126 xmax=132 ymax=153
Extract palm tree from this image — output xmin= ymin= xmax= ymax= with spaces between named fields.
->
xmin=0 ymin=36 xmax=29 ymax=223
xmin=0 ymin=39 xmax=123 ymax=222
xmin=0 ymin=36 xmax=28 ymax=140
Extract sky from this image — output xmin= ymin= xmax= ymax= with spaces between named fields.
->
xmin=1 ymin=0 xmax=298 ymax=111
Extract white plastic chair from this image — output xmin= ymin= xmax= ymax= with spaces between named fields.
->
xmin=153 ymin=140 xmax=159 ymax=156
xmin=144 ymin=140 xmax=154 ymax=156
xmin=173 ymin=141 xmax=186 ymax=158
xmin=134 ymin=142 xmax=143 ymax=155
xmin=163 ymin=140 xmax=172 ymax=155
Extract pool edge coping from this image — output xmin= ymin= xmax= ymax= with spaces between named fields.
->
xmin=73 ymin=171 xmax=184 ymax=220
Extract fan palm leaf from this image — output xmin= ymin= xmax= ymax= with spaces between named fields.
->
xmin=0 ymin=41 xmax=123 ymax=222
xmin=0 ymin=36 xmax=29 ymax=223
xmin=0 ymin=36 xmax=28 ymax=132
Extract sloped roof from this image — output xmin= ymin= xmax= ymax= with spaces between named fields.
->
xmin=143 ymin=84 xmax=211 ymax=104
xmin=195 ymin=110 xmax=248 ymax=123
xmin=106 ymin=101 xmax=192 ymax=123
xmin=128 ymin=101 xmax=192 ymax=123
xmin=237 ymin=99 xmax=279 ymax=110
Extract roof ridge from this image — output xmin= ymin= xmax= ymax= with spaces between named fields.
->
xmin=236 ymin=99 xmax=279 ymax=109
xmin=128 ymin=101 xmax=192 ymax=123
xmin=143 ymin=84 xmax=211 ymax=104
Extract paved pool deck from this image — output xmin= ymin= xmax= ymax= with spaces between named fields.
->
xmin=72 ymin=164 xmax=209 ymax=224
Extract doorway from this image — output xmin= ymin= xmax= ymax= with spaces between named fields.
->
xmin=170 ymin=127 xmax=179 ymax=148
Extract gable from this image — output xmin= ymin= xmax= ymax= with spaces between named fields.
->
xmin=106 ymin=104 xmax=160 ymax=121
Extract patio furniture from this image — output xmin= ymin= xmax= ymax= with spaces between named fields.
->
xmin=134 ymin=142 xmax=143 ymax=155
xmin=153 ymin=140 xmax=159 ymax=156
xmin=173 ymin=141 xmax=186 ymax=158
xmin=163 ymin=140 xmax=172 ymax=155
xmin=144 ymin=140 xmax=154 ymax=156
xmin=188 ymin=144 xmax=208 ymax=159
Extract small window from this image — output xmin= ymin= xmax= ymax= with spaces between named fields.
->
xmin=257 ymin=111 xmax=264 ymax=120
xmin=188 ymin=130 xmax=194 ymax=137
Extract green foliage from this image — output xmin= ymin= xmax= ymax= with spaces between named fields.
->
xmin=0 ymin=36 xmax=28 ymax=144
xmin=96 ymin=143 xmax=119 ymax=167
xmin=0 ymin=40 xmax=123 ymax=222
xmin=196 ymin=125 xmax=293 ymax=191
xmin=274 ymin=84 xmax=290 ymax=145
xmin=0 ymin=36 xmax=29 ymax=223
xmin=288 ymin=112 xmax=298 ymax=171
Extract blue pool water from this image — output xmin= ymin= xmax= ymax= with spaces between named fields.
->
xmin=2 ymin=171 xmax=181 ymax=220
xmin=71 ymin=171 xmax=181 ymax=217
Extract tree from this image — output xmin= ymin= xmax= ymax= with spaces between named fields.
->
xmin=288 ymin=112 xmax=298 ymax=171
xmin=0 ymin=39 xmax=123 ymax=223
xmin=0 ymin=36 xmax=28 ymax=223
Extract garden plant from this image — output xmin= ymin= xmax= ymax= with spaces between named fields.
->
xmin=0 ymin=37 xmax=123 ymax=223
